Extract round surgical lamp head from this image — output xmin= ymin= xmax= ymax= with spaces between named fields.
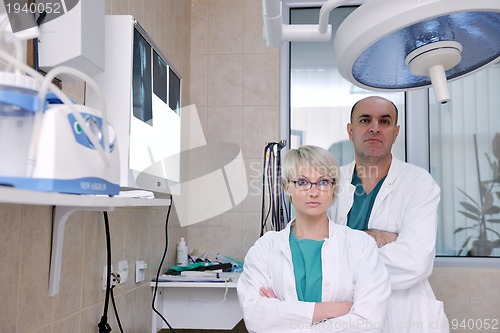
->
xmin=334 ymin=0 xmax=500 ymax=104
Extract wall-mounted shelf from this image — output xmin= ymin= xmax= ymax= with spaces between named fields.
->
xmin=0 ymin=186 xmax=171 ymax=297
xmin=0 ymin=186 xmax=171 ymax=207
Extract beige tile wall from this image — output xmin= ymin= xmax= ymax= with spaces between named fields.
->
xmin=187 ymin=0 xmax=279 ymax=265
xmin=0 ymin=1 xmax=190 ymax=332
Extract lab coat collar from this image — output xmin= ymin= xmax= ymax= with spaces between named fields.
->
xmin=278 ymin=217 xmax=335 ymax=254
xmin=343 ymin=155 xmax=402 ymax=185
xmin=384 ymin=155 xmax=402 ymax=186
xmin=336 ymin=156 xmax=403 ymax=224
xmin=371 ymin=158 xmax=399 ymax=214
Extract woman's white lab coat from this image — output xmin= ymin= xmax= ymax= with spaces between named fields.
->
xmin=237 ymin=218 xmax=391 ymax=333
xmin=330 ymin=157 xmax=449 ymax=333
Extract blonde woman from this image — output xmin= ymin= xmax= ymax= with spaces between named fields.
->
xmin=237 ymin=145 xmax=390 ymax=332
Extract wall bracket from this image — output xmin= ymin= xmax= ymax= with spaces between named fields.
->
xmin=49 ymin=205 xmax=114 ymax=297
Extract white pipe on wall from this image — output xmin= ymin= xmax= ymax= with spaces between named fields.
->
xmin=262 ymin=0 xmax=281 ymax=17
xmin=263 ymin=9 xmax=284 ymax=47
xmin=283 ymin=24 xmax=332 ymax=42
xmin=262 ymin=0 xmax=349 ymax=47
xmin=262 ymin=0 xmax=282 ymax=47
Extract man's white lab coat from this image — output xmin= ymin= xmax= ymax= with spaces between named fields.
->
xmin=331 ymin=157 xmax=449 ymax=333
xmin=237 ymin=219 xmax=391 ymax=332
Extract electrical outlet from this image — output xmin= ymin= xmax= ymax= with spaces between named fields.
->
xmin=102 ymin=261 xmax=128 ymax=290
xmin=102 ymin=265 xmax=114 ymax=291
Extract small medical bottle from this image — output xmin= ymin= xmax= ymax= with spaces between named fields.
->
xmin=176 ymin=237 xmax=188 ymax=266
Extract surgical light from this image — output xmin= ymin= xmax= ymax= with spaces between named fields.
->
xmin=262 ymin=0 xmax=500 ymax=104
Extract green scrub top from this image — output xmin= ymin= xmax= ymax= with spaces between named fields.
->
xmin=347 ymin=167 xmax=386 ymax=230
xmin=289 ymin=227 xmax=324 ymax=302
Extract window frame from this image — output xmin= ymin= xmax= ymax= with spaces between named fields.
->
xmin=279 ymin=0 xmax=500 ymax=268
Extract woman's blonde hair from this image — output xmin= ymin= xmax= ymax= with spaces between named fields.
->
xmin=282 ymin=145 xmax=339 ymax=190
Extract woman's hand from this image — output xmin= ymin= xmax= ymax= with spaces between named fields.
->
xmin=313 ymin=301 xmax=353 ymax=324
xmin=259 ymin=287 xmax=353 ymax=324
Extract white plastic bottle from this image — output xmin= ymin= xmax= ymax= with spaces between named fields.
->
xmin=176 ymin=237 xmax=188 ymax=266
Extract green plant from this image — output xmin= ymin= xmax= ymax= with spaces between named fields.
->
xmin=455 ymin=133 xmax=500 ymax=256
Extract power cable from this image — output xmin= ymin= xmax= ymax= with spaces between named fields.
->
xmin=98 ymin=211 xmax=112 ymax=333
xmin=152 ymin=195 xmax=176 ymax=332
xmin=110 ymin=286 xmax=124 ymax=333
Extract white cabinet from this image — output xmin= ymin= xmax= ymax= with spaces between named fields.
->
xmin=150 ymin=281 xmax=243 ymax=332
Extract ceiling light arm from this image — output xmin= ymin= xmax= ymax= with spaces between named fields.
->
xmin=263 ymin=0 xmax=352 ymax=47
xmin=318 ymin=0 xmax=351 ymax=33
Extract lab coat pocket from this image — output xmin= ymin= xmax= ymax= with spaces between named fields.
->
xmin=410 ymin=294 xmax=448 ymax=332
xmin=386 ymin=291 xmax=448 ymax=333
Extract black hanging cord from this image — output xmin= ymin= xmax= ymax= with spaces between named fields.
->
xmin=274 ymin=140 xmax=287 ymax=231
xmin=283 ymin=191 xmax=290 ymax=225
xmin=260 ymin=143 xmax=273 ymax=236
xmin=260 ymin=141 xmax=288 ymax=235
xmin=152 ymin=195 xmax=176 ymax=333
xmin=110 ymin=286 xmax=124 ymax=333
xmin=98 ymin=211 xmax=112 ymax=333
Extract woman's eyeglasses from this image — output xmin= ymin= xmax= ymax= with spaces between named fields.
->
xmin=290 ymin=178 xmax=335 ymax=191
